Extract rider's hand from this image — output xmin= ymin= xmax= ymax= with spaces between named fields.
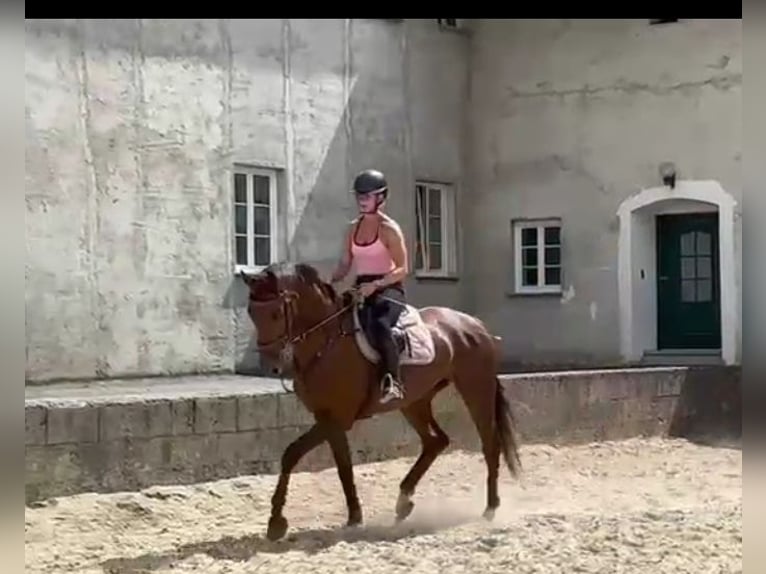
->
xmin=358 ymin=282 xmax=379 ymax=299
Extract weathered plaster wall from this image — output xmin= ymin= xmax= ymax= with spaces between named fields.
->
xmin=25 ymin=19 xmax=469 ymax=381
xmin=26 ymin=18 xmax=741 ymax=380
xmin=465 ymin=19 xmax=742 ymax=367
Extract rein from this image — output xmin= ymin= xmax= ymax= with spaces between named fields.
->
xmin=250 ymin=289 xmax=357 ymax=392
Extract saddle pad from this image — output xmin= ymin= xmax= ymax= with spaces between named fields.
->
xmin=353 ymin=304 xmax=436 ymax=366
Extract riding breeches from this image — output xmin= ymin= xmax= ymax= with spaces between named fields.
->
xmin=355 ymin=275 xmax=406 ymax=380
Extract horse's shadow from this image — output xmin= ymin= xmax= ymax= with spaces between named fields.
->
xmin=100 ymin=513 xmax=475 ymax=573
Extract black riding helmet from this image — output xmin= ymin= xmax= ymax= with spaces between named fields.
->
xmin=351 ymin=169 xmax=388 ymax=198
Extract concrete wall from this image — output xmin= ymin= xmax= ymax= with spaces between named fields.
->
xmin=465 ymin=19 xmax=742 ymax=367
xmin=25 ymin=19 xmax=469 ymax=382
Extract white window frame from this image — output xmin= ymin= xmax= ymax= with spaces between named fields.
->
xmin=233 ymin=165 xmax=279 ymax=274
xmin=513 ymin=218 xmax=563 ymax=294
xmin=414 ymin=181 xmax=458 ymax=278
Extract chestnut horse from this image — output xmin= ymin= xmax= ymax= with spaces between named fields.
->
xmin=241 ymin=263 xmax=521 ymax=541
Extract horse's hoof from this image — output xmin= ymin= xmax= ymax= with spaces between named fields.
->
xmin=266 ymin=515 xmax=288 ymax=541
xmin=347 ymin=507 xmax=364 ymax=527
xmin=395 ymin=499 xmax=415 ymax=523
xmin=483 ymin=507 xmax=496 ymax=521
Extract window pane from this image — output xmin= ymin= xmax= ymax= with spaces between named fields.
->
xmin=428 ymin=217 xmax=442 ymax=243
xmin=681 ymin=279 xmax=696 ymax=302
xmin=254 ymin=206 xmax=270 ymax=235
xmin=416 ymin=186 xmax=425 ymax=217
xmin=254 ymin=175 xmax=270 ymax=204
xmin=235 ymin=205 xmax=247 ymax=235
xmin=544 ymin=226 xmax=560 ymax=245
xmin=415 ymin=186 xmax=426 ymax=270
xmin=680 ymin=232 xmax=695 ymax=256
xmin=428 ymin=243 xmax=442 ymax=270
xmin=696 ymin=232 xmax=711 ymax=256
xmin=428 ymin=188 xmax=441 ymax=216
xmin=522 ymin=247 xmax=537 ymax=266
xmin=681 ymin=257 xmax=696 ymax=279
xmin=544 ymin=266 xmax=561 ymax=286
xmin=235 ymin=236 xmax=247 ymax=265
xmin=697 ymin=279 xmax=712 ymax=302
xmin=545 ymin=246 xmax=560 ymax=266
xmin=523 ymin=268 xmax=537 ymax=286
xmin=254 ymin=237 xmax=271 ymax=266
xmin=521 ymin=227 xmax=537 ymax=247
xmin=415 ymin=241 xmax=424 ymax=270
xmin=696 ymin=256 xmax=712 ymax=279
xmin=234 ymin=173 xmax=246 ymax=203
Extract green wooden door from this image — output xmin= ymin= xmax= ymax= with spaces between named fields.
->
xmin=656 ymin=213 xmax=721 ymax=350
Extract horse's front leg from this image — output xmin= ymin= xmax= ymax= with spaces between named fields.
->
xmin=267 ymin=423 xmax=326 ymax=541
xmin=325 ymin=422 xmax=363 ymax=527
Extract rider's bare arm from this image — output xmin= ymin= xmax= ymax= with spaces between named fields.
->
xmin=376 ymin=220 xmax=409 ymax=288
xmin=330 ymin=222 xmax=354 ymax=283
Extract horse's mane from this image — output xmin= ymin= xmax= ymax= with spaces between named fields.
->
xmin=293 ymin=262 xmax=339 ymax=304
xmin=255 ymin=261 xmax=338 ymax=303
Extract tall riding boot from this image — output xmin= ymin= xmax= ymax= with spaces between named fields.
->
xmin=378 ymin=334 xmax=405 ymax=404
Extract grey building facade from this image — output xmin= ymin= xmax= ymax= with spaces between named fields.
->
xmin=25 ymin=19 xmax=742 ymax=383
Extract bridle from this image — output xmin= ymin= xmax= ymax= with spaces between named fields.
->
xmin=249 ymin=287 xmax=357 ymax=391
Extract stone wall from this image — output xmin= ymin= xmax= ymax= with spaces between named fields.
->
xmin=25 ymin=367 xmax=740 ymax=503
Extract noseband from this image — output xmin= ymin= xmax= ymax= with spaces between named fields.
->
xmin=249 ymin=287 xmax=356 ymax=389
xmin=250 ymin=289 xmax=300 ymax=353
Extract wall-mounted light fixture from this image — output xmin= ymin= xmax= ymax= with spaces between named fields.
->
xmin=659 ymin=162 xmax=677 ymax=189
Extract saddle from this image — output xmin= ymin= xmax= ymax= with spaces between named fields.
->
xmin=352 ymin=302 xmax=436 ymax=366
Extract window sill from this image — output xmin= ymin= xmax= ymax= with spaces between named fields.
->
xmin=506 ymin=289 xmax=562 ymax=298
xmin=235 ymin=264 xmax=268 ymax=276
xmin=414 ymin=273 xmax=460 ymax=283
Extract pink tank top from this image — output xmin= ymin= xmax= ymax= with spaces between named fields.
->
xmin=350 ymin=220 xmax=396 ymax=276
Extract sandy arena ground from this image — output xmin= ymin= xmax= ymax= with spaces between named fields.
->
xmin=25 ymin=437 xmax=741 ymax=574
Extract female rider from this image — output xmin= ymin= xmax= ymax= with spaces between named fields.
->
xmin=330 ymin=169 xmax=409 ymax=404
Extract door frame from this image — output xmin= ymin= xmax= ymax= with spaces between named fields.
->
xmin=617 ymin=180 xmax=738 ymax=365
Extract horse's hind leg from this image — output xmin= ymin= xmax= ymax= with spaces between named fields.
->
xmin=396 ymin=391 xmax=450 ymax=522
xmin=452 ymin=371 xmax=502 ymax=520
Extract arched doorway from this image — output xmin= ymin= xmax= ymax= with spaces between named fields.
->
xmin=617 ymin=181 xmax=738 ymax=365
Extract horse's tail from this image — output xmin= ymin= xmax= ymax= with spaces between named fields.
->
xmin=494 ymin=376 xmax=522 ymax=479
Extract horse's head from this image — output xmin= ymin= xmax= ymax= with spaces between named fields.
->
xmin=240 ymin=263 xmax=338 ymax=375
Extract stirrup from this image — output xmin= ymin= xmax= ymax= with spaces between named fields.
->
xmin=379 ymin=373 xmax=404 ymax=404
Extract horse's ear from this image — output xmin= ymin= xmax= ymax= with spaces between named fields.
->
xmin=295 ymin=263 xmax=320 ymax=286
xmin=262 ymin=268 xmax=279 ymax=292
xmin=242 ymin=267 xmax=279 ymax=298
